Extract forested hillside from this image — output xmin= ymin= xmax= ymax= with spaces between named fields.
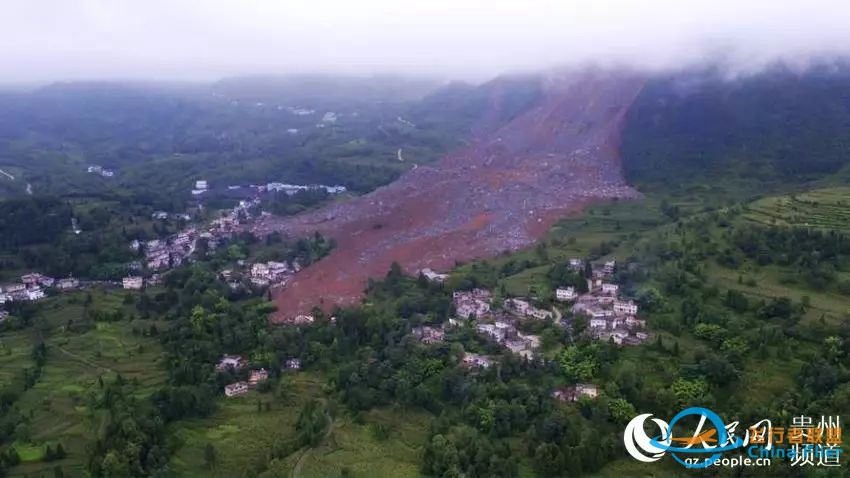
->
xmin=623 ymin=65 xmax=850 ymax=186
xmin=0 ymin=76 xmax=471 ymax=200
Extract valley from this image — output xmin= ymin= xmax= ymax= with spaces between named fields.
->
xmin=1 ymin=68 xmax=850 ymax=477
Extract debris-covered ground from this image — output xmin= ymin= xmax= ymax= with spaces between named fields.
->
xmin=251 ymin=70 xmax=645 ymax=322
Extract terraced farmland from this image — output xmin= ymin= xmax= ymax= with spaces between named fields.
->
xmin=744 ymin=187 xmax=850 ymax=232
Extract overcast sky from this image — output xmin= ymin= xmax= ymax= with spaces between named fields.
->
xmin=3 ymin=0 xmax=850 ymax=83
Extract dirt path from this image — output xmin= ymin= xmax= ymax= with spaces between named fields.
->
xmin=397 ymin=148 xmax=404 ymax=161
xmin=0 ymin=169 xmax=14 ymax=180
xmin=291 ymin=407 xmax=333 ymax=478
xmin=551 ymin=306 xmax=562 ymax=321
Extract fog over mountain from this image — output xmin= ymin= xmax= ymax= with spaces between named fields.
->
xmin=3 ymin=0 xmax=850 ymax=84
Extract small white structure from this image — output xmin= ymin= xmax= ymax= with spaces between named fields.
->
xmin=122 ymin=276 xmax=144 ymax=290
xmin=224 ymin=382 xmax=249 ymax=397
xmin=195 ymin=180 xmax=208 ymax=190
xmin=420 ymin=268 xmax=449 ymax=283
xmin=249 ymin=368 xmax=269 ymax=386
xmin=286 ymin=358 xmax=301 ymax=370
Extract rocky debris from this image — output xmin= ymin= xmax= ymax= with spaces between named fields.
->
xmin=251 ymin=70 xmax=645 ymax=322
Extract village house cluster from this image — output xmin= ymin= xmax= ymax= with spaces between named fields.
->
xmin=191 ymin=179 xmax=209 ymax=196
xmin=248 ymin=260 xmax=298 ymax=287
xmin=0 ymin=273 xmax=48 ymax=304
xmin=452 ymin=289 xmax=492 ymax=319
xmin=151 ymin=211 xmax=191 ymax=221
xmin=131 ymin=198 xmax=261 ymax=280
xmin=504 ymin=297 xmax=554 ymax=320
xmin=86 ymin=165 xmax=114 ymax=177
xmin=559 ymin=258 xmax=649 ymax=346
xmin=264 ymin=182 xmax=347 ymax=195
xmin=0 ymin=273 xmax=84 ymax=308
xmin=134 ymin=227 xmax=199 ymax=271
xmin=449 ymin=289 xmax=551 ymax=362
xmin=410 ymin=325 xmax=445 ymax=344
xmin=462 ymin=352 xmax=493 ymax=369
xmin=217 ymin=354 xmax=300 ymax=397
xmin=552 ymin=383 xmax=599 ymax=402
xmin=476 ymin=318 xmax=541 ymax=359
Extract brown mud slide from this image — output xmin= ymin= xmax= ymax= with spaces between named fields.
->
xmin=251 ymin=69 xmax=645 ymax=322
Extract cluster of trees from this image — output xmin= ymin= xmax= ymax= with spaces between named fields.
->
xmin=726 ymin=224 xmax=850 ymax=293
xmin=266 ymin=188 xmax=330 ymax=217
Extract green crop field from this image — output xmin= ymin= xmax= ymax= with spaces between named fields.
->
xmin=1 ymin=289 xmax=167 ymax=478
xmin=168 ymin=373 xmax=429 ymax=478
xmin=744 ymin=186 xmax=850 ymax=232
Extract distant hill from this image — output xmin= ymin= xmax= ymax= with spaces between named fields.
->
xmin=0 ymin=76 xmax=469 ymax=201
xmin=212 ymin=74 xmax=442 ymax=104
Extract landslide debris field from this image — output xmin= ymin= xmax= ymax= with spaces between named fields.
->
xmin=252 ymin=71 xmax=645 ymax=321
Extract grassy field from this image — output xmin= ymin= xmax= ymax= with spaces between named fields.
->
xmin=706 ymin=263 xmax=850 ymax=323
xmin=465 ymin=196 xmax=669 ymax=298
xmin=293 ymin=407 xmax=430 ymax=478
xmin=2 ymin=289 xmax=167 ymax=478
xmin=168 ymin=373 xmax=430 ymax=478
xmin=744 ymin=186 xmax=850 ymax=232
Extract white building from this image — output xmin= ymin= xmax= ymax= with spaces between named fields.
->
xmin=122 ymin=276 xmax=144 ymax=290
xmin=555 ymin=287 xmax=578 ymax=301
xmin=614 ymin=300 xmax=638 ymax=316
xmin=286 ymin=358 xmax=301 ymax=370
xmin=224 ymin=382 xmax=249 ymax=397
xmin=195 ymin=180 xmax=208 ymax=190
xmin=25 ymin=288 xmax=45 ymax=301
xmin=216 ymin=355 xmax=245 ymax=371
xmin=56 ymin=277 xmax=79 ymax=290
xmin=505 ymin=298 xmax=532 ymax=315
xmin=4 ymin=283 xmax=25 ymax=293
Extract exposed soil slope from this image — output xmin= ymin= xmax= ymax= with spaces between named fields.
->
xmin=253 ymin=70 xmax=645 ymax=321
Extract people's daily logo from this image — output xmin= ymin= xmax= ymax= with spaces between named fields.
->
xmin=624 ymin=408 xmax=843 ymax=469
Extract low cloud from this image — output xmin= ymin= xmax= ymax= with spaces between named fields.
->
xmin=2 ymin=0 xmax=850 ymax=83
